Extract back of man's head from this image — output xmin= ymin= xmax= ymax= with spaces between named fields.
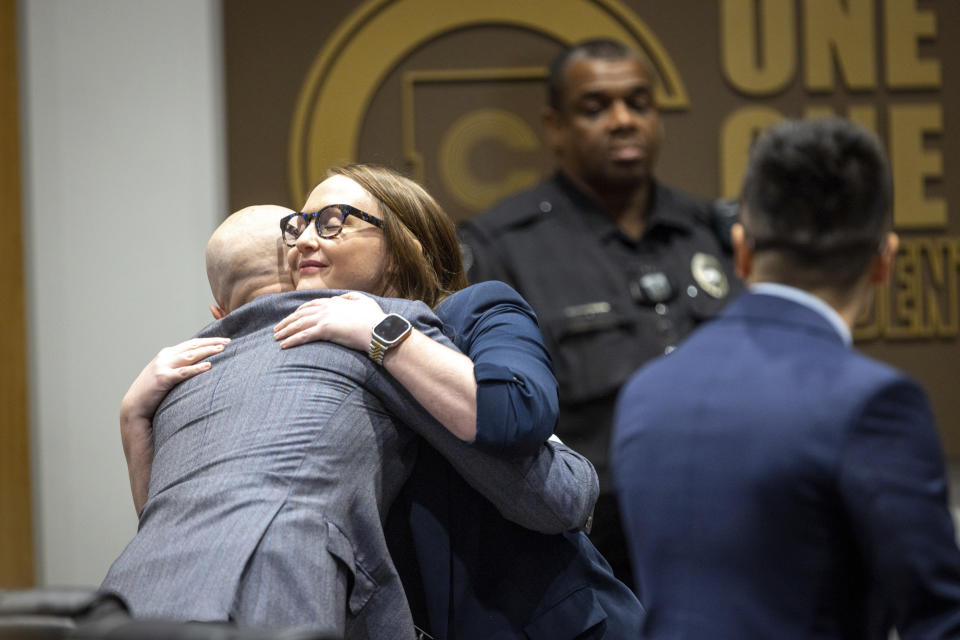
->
xmin=739 ymin=117 xmax=892 ymax=293
xmin=206 ymin=204 xmax=295 ymax=316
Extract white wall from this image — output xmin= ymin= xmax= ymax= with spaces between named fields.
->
xmin=20 ymin=0 xmax=225 ymax=586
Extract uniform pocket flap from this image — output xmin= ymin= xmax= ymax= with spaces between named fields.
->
xmin=543 ymin=303 xmax=641 ymax=405
xmin=553 ymin=303 xmax=628 ymax=340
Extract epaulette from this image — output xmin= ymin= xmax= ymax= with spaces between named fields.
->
xmin=711 ymin=198 xmax=739 ymax=253
xmin=462 ymin=188 xmax=552 ymax=235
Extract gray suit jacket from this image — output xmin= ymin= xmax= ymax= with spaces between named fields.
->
xmin=101 ymin=291 xmax=597 ymax=639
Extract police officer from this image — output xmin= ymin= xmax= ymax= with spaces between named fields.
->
xmin=459 ymin=38 xmax=741 ymax=590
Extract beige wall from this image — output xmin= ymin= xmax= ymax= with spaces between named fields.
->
xmin=20 ymin=0 xmax=225 ymax=586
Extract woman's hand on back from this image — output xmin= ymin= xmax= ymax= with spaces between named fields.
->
xmin=120 ymin=336 xmax=229 ymax=516
xmin=273 ymin=292 xmax=386 ymax=352
xmin=120 ymin=337 xmax=231 ymax=424
xmin=276 ymin=291 xmax=479 ymax=441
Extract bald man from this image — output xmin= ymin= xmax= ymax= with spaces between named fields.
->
xmin=118 ymin=205 xmax=297 ymax=511
xmin=205 ymin=205 xmax=295 ymax=319
xmin=104 ymin=206 xmax=598 ymax=638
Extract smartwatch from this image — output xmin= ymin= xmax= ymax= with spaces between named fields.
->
xmin=368 ymin=313 xmax=413 ymax=365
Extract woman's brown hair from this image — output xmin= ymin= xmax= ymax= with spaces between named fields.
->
xmin=327 ymin=164 xmax=468 ymax=307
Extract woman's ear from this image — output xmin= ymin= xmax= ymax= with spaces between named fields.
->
xmin=210 ymin=304 xmax=227 ymax=320
xmin=541 ymin=106 xmax=565 ymax=156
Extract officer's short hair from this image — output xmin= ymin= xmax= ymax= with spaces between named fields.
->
xmin=547 ymin=38 xmax=651 ymax=112
xmin=740 ymin=117 xmax=892 ymax=293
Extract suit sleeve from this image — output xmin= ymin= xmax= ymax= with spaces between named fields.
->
xmin=436 ymin=282 xmax=558 ymax=456
xmin=378 ymin=299 xmax=597 ymax=534
xmin=837 ymin=378 xmax=960 ymax=639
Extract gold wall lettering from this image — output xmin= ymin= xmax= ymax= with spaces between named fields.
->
xmin=721 ymin=0 xmax=795 ymax=95
xmin=893 ymin=239 xmax=925 ymax=337
xmin=718 ymin=1 xmax=947 ymax=236
xmin=885 ymin=0 xmax=941 ymax=88
xmin=803 ymin=0 xmax=876 ymax=91
xmin=855 ymin=237 xmax=960 ymax=340
xmin=889 ymin=104 xmax=946 ymax=229
xmin=722 ymin=0 xmax=942 ymax=95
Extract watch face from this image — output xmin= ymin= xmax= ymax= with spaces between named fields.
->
xmin=374 ymin=314 xmax=411 ymax=343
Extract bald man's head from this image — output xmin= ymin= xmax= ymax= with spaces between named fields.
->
xmin=206 ymin=204 xmax=295 ymax=318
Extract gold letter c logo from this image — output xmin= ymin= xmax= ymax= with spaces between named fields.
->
xmin=439 ymin=109 xmax=540 ymax=212
xmin=290 ymin=0 xmax=690 ymax=204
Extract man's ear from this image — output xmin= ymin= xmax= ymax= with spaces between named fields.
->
xmin=541 ymin=106 xmax=564 ymax=156
xmin=731 ymin=223 xmax=753 ymax=280
xmin=210 ymin=304 xmax=227 ymax=320
xmin=870 ymin=231 xmax=899 ymax=286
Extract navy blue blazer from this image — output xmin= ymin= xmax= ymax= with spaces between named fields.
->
xmin=386 ymin=281 xmax=644 ymax=639
xmin=612 ymin=291 xmax=960 ymax=639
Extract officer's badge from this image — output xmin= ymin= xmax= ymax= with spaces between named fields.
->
xmin=691 ymin=253 xmax=729 ymax=299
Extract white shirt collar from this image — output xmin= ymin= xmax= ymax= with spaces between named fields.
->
xmin=750 ymin=282 xmax=852 ymax=347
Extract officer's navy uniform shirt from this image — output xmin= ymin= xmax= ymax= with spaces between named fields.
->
xmin=459 ymin=172 xmax=742 ymax=492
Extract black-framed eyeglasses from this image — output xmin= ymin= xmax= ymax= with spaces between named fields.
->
xmin=281 ymin=204 xmax=384 ymax=246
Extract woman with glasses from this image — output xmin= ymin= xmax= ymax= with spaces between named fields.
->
xmin=272 ymin=164 xmax=641 ymax=639
xmin=272 ymin=164 xmax=557 ymax=454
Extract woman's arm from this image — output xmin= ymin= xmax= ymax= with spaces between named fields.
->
xmin=120 ymin=337 xmax=230 ymax=514
xmin=273 ymin=292 xmax=479 ymax=441
xmin=434 ymin=281 xmax=558 ymax=455
xmin=275 ymin=287 xmax=592 ymax=531
xmin=273 ymin=283 xmax=559 ymax=455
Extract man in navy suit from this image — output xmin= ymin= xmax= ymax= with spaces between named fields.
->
xmin=611 ymin=117 xmax=960 ymax=639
